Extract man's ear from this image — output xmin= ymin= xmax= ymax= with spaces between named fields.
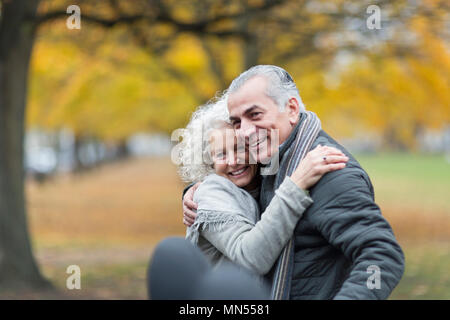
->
xmin=286 ymin=97 xmax=301 ymax=125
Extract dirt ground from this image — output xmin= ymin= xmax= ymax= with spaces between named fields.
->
xmin=1 ymin=156 xmax=447 ymax=299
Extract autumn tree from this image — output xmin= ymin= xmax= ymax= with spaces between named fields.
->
xmin=305 ymin=0 xmax=450 ymax=149
xmin=1 ymin=0 xmax=341 ymax=290
xmin=30 ymin=0 xmax=399 ymax=141
xmin=1 ymin=0 xmax=447 ymax=290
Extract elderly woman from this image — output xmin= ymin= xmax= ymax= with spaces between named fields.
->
xmin=177 ymin=99 xmax=348 ymax=276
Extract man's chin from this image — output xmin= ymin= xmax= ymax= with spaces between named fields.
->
xmin=249 ymin=147 xmax=271 ymax=164
xmin=256 ymin=149 xmax=273 ymax=165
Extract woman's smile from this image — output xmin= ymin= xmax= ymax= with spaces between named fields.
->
xmin=228 ymin=165 xmax=250 ymax=178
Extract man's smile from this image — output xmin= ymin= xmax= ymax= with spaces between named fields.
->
xmin=250 ymin=135 xmax=267 ymax=149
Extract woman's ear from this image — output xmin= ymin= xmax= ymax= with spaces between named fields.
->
xmin=286 ymin=97 xmax=301 ymax=126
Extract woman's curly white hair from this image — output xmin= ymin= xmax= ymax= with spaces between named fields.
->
xmin=176 ymin=96 xmax=230 ymax=183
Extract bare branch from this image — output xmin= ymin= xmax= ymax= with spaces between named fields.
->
xmin=34 ymin=11 xmax=150 ymax=27
xmin=34 ymin=0 xmax=286 ymax=35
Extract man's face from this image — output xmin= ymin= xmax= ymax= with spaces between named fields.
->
xmin=227 ymin=76 xmax=298 ymax=163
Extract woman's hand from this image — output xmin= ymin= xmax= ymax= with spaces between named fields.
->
xmin=290 ymin=145 xmax=349 ymax=190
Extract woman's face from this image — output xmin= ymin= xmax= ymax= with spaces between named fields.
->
xmin=210 ymin=127 xmax=258 ymax=188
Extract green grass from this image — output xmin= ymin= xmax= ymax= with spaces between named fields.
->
xmin=390 ymin=242 xmax=450 ymax=299
xmin=355 ymin=153 xmax=450 ymax=299
xmin=355 ymin=153 xmax=450 ymax=211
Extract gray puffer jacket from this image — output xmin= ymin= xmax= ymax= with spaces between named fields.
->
xmin=261 ymin=130 xmax=405 ymax=300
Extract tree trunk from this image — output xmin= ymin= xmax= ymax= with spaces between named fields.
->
xmin=244 ymin=36 xmax=259 ymax=70
xmin=116 ymin=140 xmax=129 ymax=159
xmin=238 ymin=3 xmax=259 ymax=70
xmin=73 ymin=135 xmax=85 ymax=172
xmin=0 ymin=0 xmax=50 ymax=289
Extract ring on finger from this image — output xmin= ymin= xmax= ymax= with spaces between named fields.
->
xmin=323 ymin=156 xmax=327 ymax=163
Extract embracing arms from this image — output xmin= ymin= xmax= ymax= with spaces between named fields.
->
xmin=192 ymin=176 xmax=312 ymax=275
xmin=186 ymin=146 xmax=348 ymax=275
xmin=182 ymin=145 xmax=348 ymax=226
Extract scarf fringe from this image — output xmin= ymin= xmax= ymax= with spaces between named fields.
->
xmin=186 ymin=209 xmax=253 ymax=245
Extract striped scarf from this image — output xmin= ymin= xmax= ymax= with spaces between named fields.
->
xmin=270 ymin=111 xmax=322 ymax=300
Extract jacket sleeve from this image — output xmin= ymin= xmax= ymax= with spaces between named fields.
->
xmin=182 ymin=182 xmax=195 ymax=200
xmin=310 ymin=167 xmax=405 ymax=300
xmin=197 ymin=177 xmax=313 ymax=275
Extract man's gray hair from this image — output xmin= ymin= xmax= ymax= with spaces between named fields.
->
xmin=227 ymin=65 xmax=306 ymax=112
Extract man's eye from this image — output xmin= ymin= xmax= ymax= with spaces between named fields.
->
xmin=251 ymin=112 xmax=261 ymax=118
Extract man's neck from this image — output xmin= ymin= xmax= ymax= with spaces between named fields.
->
xmin=279 ymin=119 xmax=302 ymax=157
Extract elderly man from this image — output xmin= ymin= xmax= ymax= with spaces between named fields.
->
xmin=182 ymin=65 xmax=404 ymax=300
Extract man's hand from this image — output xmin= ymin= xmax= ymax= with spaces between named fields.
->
xmin=182 ymin=182 xmax=201 ymax=227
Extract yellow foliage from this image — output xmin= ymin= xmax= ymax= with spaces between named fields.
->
xmin=28 ymin=1 xmax=449 ymax=149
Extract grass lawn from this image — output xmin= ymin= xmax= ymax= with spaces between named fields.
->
xmin=390 ymin=241 xmax=450 ymax=299
xmin=1 ymin=153 xmax=447 ymax=299
xmin=356 ymin=152 xmax=450 ymax=299
xmin=356 ymin=153 xmax=450 ymax=212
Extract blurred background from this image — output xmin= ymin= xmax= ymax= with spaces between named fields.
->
xmin=0 ymin=0 xmax=448 ymax=299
